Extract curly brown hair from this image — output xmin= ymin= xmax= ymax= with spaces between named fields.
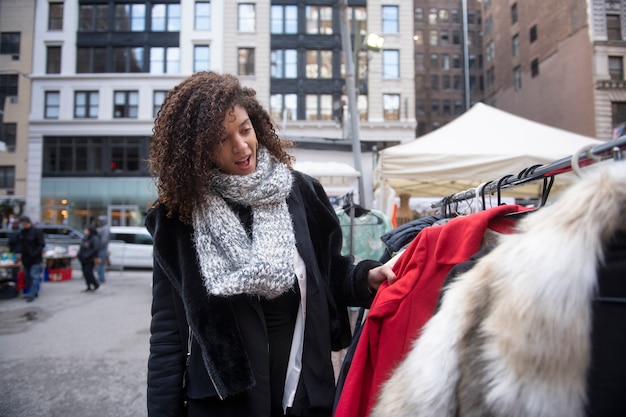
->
xmin=149 ymin=71 xmax=294 ymax=224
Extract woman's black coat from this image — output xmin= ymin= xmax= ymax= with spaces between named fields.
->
xmin=145 ymin=172 xmax=379 ymax=417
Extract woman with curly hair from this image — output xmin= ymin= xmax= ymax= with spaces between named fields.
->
xmin=145 ymin=71 xmax=396 ymax=417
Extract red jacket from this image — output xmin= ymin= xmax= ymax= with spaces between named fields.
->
xmin=334 ymin=204 xmax=525 ymax=417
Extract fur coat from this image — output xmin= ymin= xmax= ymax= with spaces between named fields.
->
xmin=371 ymin=161 xmax=626 ymax=417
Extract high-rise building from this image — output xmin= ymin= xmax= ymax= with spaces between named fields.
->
xmin=482 ymin=0 xmax=625 ymax=141
xmin=413 ymin=0 xmax=484 ymax=137
xmin=14 ymin=0 xmax=415 ymax=226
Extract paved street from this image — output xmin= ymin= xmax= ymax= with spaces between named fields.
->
xmin=0 ymin=268 xmax=153 ymax=417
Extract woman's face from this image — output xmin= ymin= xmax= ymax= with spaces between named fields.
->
xmin=214 ymin=105 xmax=258 ymax=176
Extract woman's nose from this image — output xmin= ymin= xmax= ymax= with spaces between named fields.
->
xmin=231 ymin=136 xmax=248 ymax=153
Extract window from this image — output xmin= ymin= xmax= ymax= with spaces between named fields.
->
xmin=531 ymin=58 xmax=539 ymax=77
xmin=74 ymin=91 xmax=99 ymax=119
xmin=46 ymin=46 xmax=61 ymax=74
xmin=383 ymin=94 xmax=400 ymax=121
xmin=0 ymin=32 xmax=20 ymax=55
xmin=114 ymin=4 xmax=146 ymax=32
xmin=529 ymin=25 xmax=538 ymax=43
xmin=195 ymin=2 xmax=211 ymax=31
xmin=113 ymin=91 xmax=139 ymax=118
xmin=44 ymin=137 xmax=103 ymax=174
xmin=452 ymin=30 xmax=461 ymax=45
xmin=453 ymin=75 xmax=462 ymax=90
xmin=306 ymin=50 xmax=332 ymax=79
xmin=193 ymin=45 xmax=210 ymax=72
xmin=416 ymin=99 xmax=425 ymax=116
xmin=429 ymin=30 xmax=438 ymax=45
xmin=431 ymin=100 xmax=440 ymax=115
xmin=452 ymin=54 xmax=461 ymax=68
xmin=114 ymin=47 xmax=145 ymax=72
xmin=238 ymin=48 xmax=255 ymax=76
xmin=442 ymin=75 xmax=451 ymax=90
xmin=429 ymin=53 xmax=438 ymax=69
xmin=271 ymin=49 xmax=297 ymax=78
xmin=451 ymin=9 xmax=460 ymax=24
xmin=0 ymin=75 xmax=19 ymax=97
xmin=270 ymin=93 xmax=298 ymax=122
xmin=111 ymin=138 xmax=143 ymax=172
xmin=430 ymin=75 xmax=439 ymax=90
xmin=512 ymin=34 xmax=519 ymax=57
xmin=415 ymin=8 xmax=423 ymax=22
xmin=514 ymin=66 xmax=522 ymax=91
xmin=151 ymin=3 xmax=181 ymax=32
xmin=238 ymin=4 xmax=256 ymax=32
xmin=511 ymin=3 xmax=518 ymax=25
xmin=305 ymin=94 xmax=333 ymax=121
xmin=607 ymin=15 xmax=622 ymax=41
xmin=45 ymin=91 xmax=60 ymax=119
xmin=1 ymin=123 xmax=16 ymax=153
xmin=77 ymin=47 xmax=106 ymax=73
xmin=382 ymin=50 xmax=400 ymax=79
xmin=382 ymin=6 xmax=399 ymax=33
xmin=48 ymin=2 xmax=64 ymax=30
xmin=440 ymin=30 xmax=449 ymax=45
xmin=79 ymin=4 xmax=109 ymax=31
xmin=348 ymin=6 xmax=367 ymax=36
xmin=150 ymin=47 xmax=180 ymax=74
xmin=611 ymin=101 xmax=626 ymax=128
xmin=428 ymin=8 xmax=437 ymax=24
xmin=271 ymin=5 xmax=298 ymax=34
xmin=0 ymin=167 xmax=15 ymax=189
xmin=443 ymin=100 xmax=451 ymax=116
xmin=306 ymin=6 xmax=333 ymax=34
xmin=415 ymin=53 xmax=424 ymax=70
xmin=455 ymin=100 xmax=463 ymax=115
xmin=442 ymin=54 xmax=450 ymax=70
xmin=153 ymin=90 xmax=167 ymax=117
xmin=609 ymin=56 xmax=624 ymax=80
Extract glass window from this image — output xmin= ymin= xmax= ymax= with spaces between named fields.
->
xmin=428 ymin=8 xmax=437 ymax=24
xmin=439 ymin=9 xmax=449 ymax=23
xmin=306 ymin=50 xmax=332 ymax=79
xmin=79 ymin=4 xmax=109 ymax=32
xmin=114 ymin=47 xmax=145 ymax=72
xmin=1 ymin=123 xmax=16 ymax=153
xmin=271 ymin=49 xmax=297 ymax=78
xmin=442 ymin=54 xmax=450 ymax=70
xmin=153 ymin=90 xmax=167 ymax=118
xmin=383 ymin=94 xmax=400 ymax=121
xmin=512 ymin=34 xmax=519 ymax=57
xmin=238 ymin=48 xmax=255 ymax=76
xmin=415 ymin=8 xmax=423 ymax=22
xmin=0 ymin=166 xmax=15 ymax=189
xmin=195 ymin=1 xmax=211 ymax=30
xmin=607 ymin=14 xmax=622 ymax=40
xmin=305 ymin=94 xmax=332 ymax=120
xmin=382 ymin=6 xmax=399 ymax=34
xmin=415 ymin=53 xmax=424 ymax=70
xmin=270 ymin=93 xmax=298 ymax=122
xmin=348 ymin=6 xmax=367 ymax=35
xmin=115 ymin=4 xmax=146 ymax=32
xmin=431 ymin=74 xmax=439 ymax=90
xmin=192 ymin=45 xmax=210 ymax=72
xmin=511 ymin=3 xmax=518 ymax=25
xmin=151 ymin=4 xmax=181 ymax=32
xmin=429 ymin=30 xmax=438 ymax=45
xmin=382 ymin=50 xmax=400 ymax=79
xmin=113 ymin=91 xmax=139 ymax=118
xmin=609 ymin=56 xmax=624 ymax=80
xmin=45 ymin=91 xmax=60 ymax=119
xmin=306 ymin=6 xmax=333 ymax=35
xmin=611 ymin=101 xmax=626 ymax=127
xmin=529 ymin=25 xmax=538 ymax=43
xmin=430 ymin=53 xmax=438 ymax=69
xmin=74 ymin=91 xmax=99 ymax=119
xmin=46 ymin=46 xmax=61 ymax=74
xmin=48 ymin=2 xmax=64 ymax=30
xmin=238 ymin=4 xmax=256 ymax=32
xmin=77 ymin=47 xmax=107 ymax=73
xmin=531 ymin=58 xmax=539 ymax=77
xmin=271 ymin=5 xmax=298 ymax=34
xmin=150 ymin=47 xmax=180 ymax=74
xmin=431 ymin=99 xmax=439 ymax=115
xmin=514 ymin=66 xmax=522 ymax=91
xmin=0 ymin=32 xmax=20 ymax=55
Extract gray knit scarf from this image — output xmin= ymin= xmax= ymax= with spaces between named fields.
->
xmin=192 ymin=147 xmax=296 ymax=299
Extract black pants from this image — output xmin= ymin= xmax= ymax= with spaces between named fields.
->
xmin=81 ymin=261 xmax=99 ymax=290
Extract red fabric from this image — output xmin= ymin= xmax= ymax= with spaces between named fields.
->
xmin=334 ymin=205 xmax=525 ymax=417
xmin=16 ymin=270 xmax=25 ymax=290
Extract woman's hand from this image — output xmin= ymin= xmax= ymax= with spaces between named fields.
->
xmin=367 ymin=264 xmax=398 ymax=292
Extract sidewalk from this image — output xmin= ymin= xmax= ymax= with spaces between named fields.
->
xmin=0 ymin=268 xmax=152 ymax=417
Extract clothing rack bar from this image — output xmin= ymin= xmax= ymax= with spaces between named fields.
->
xmin=431 ymin=136 xmax=626 ymax=209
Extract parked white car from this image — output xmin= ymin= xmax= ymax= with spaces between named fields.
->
xmin=107 ymin=226 xmax=153 ymax=269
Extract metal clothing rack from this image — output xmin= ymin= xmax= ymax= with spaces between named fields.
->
xmin=431 ymin=136 xmax=626 ymax=210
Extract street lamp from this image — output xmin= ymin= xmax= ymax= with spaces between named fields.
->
xmin=338 ymin=1 xmax=384 ymax=207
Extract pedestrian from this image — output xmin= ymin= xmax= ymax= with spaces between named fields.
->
xmin=77 ymin=226 xmax=100 ymax=292
xmin=96 ymin=215 xmax=110 ymax=283
xmin=17 ymin=216 xmax=45 ymax=302
xmin=145 ymin=71 xmax=397 ymax=417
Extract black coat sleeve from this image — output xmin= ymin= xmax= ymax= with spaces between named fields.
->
xmin=147 ymin=260 xmax=188 ymax=417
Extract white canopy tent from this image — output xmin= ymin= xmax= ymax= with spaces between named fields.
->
xmin=376 ymin=103 xmax=604 ymax=202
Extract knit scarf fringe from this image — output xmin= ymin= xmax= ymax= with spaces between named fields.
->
xmin=192 ymin=147 xmax=296 ymax=299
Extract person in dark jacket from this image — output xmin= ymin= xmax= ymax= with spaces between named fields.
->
xmin=77 ymin=226 xmax=100 ymax=292
xmin=145 ymin=71 xmax=397 ymax=417
xmin=17 ymin=216 xmax=45 ymax=302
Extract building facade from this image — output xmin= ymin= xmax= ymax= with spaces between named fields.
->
xmin=482 ymin=0 xmax=626 ymax=141
xmin=13 ymin=0 xmax=415 ymax=229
